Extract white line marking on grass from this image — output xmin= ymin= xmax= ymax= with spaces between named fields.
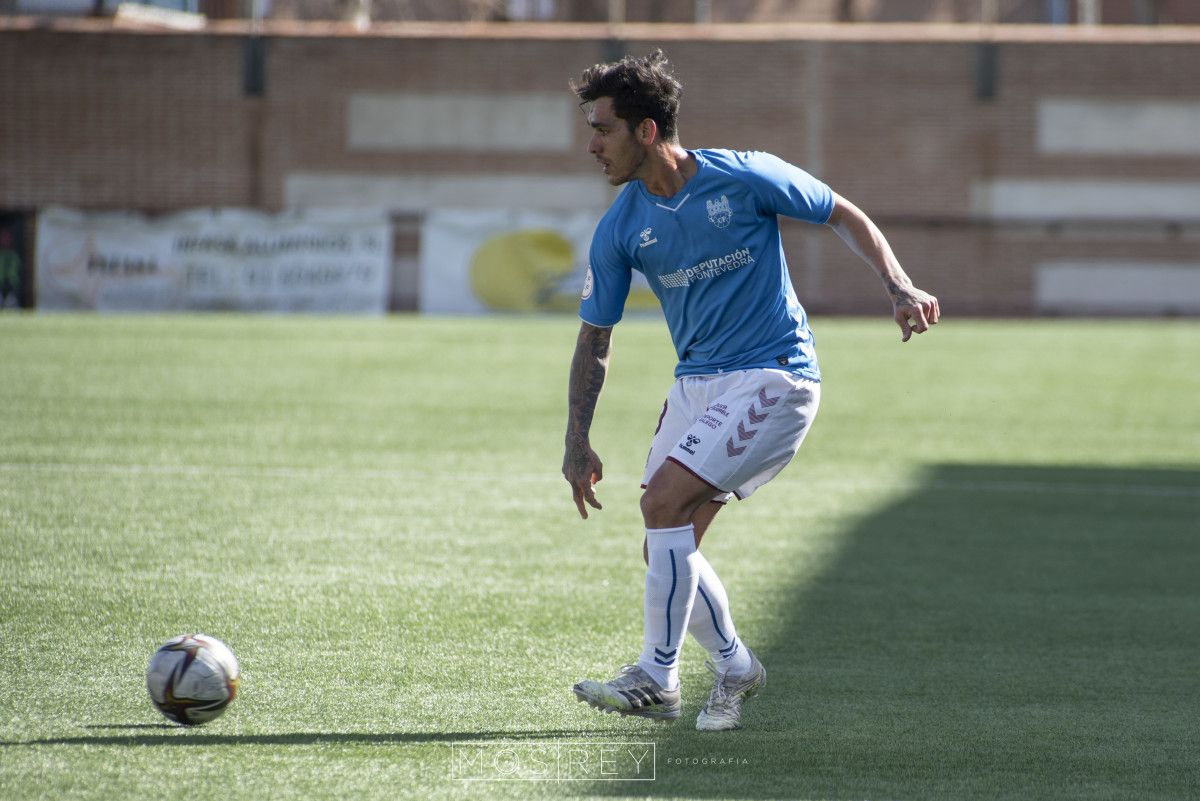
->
xmin=2 ymin=463 xmax=1197 ymax=498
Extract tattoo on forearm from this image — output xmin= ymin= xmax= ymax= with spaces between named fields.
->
xmin=884 ymin=276 xmax=915 ymax=303
xmin=566 ymin=325 xmax=612 ymax=442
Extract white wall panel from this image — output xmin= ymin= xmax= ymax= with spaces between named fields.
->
xmin=1036 ymin=261 xmax=1200 ymax=313
xmin=1038 ymin=98 xmax=1200 ymax=156
xmin=347 ymin=93 xmax=573 ymax=152
xmin=285 ymin=172 xmax=612 ymax=212
xmin=971 ymin=180 xmax=1200 ymax=220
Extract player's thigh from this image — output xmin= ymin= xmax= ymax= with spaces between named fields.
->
xmin=643 ymin=454 xmax=728 ymax=516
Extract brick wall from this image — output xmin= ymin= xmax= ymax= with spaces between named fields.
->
xmin=261 ymin=0 xmax=1200 ymax=24
xmin=1 ymin=19 xmax=1198 ymax=313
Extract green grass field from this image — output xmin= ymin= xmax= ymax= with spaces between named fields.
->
xmin=1 ymin=313 xmax=1198 ymax=800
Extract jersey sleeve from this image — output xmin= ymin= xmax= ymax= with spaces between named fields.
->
xmin=739 ymin=151 xmax=835 ymax=224
xmin=579 ymin=217 xmax=632 ymax=328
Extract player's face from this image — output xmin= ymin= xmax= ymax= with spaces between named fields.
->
xmin=586 ymin=97 xmax=647 ymax=186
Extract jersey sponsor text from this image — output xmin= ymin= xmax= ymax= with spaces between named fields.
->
xmin=658 ymin=247 xmax=754 ymax=290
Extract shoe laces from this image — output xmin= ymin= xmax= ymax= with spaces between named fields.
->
xmin=611 ymin=664 xmax=650 ymax=690
xmin=704 ymin=660 xmax=734 ymax=706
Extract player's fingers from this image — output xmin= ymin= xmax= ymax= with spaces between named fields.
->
xmin=896 ymin=310 xmax=913 ymax=342
xmin=582 ymin=480 xmax=602 ymax=510
xmin=593 ymin=461 xmax=604 ymax=483
xmin=909 ymin=306 xmax=930 ymax=334
xmin=571 ymin=482 xmax=589 ymax=519
xmin=927 ymin=297 xmax=941 ymax=325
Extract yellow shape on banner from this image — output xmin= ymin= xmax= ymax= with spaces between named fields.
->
xmin=470 ymin=229 xmax=576 ymax=312
xmin=469 ymin=227 xmax=660 ymax=314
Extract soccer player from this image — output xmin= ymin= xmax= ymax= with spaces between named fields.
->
xmin=563 ymin=50 xmax=939 ymax=731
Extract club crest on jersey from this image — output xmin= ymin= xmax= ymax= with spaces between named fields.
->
xmin=639 ymin=227 xmax=658 ymax=248
xmin=707 ymin=195 xmax=733 ymax=229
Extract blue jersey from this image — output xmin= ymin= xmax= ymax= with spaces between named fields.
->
xmin=580 ymin=149 xmax=834 ymax=380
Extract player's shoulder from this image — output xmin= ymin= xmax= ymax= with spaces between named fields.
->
xmin=695 ymin=148 xmax=793 ymax=178
xmin=694 ymin=148 xmax=832 ymax=222
xmin=693 ymin=149 xmax=802 ymax=201
xmin=691 ymin=149 xmax=782 ymax=170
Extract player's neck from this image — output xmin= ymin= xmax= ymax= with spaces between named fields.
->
xmin=639 ymin=144 xmax=695 ymax=198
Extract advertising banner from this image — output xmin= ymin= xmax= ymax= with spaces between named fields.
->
xmin=419 ymin=208 xmax=658 ymax=315
xmin=36 ymin=207 xmax=391 ymax=313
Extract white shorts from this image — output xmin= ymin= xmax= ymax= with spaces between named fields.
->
xmin=641 ymin=369 xmax=821 ymax=502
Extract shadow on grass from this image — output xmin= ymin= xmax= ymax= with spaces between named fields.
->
xmin=1 ymin=729 xmax=608 ymax=748
xmin=583 ymin=464 xmax=1200 ymax=800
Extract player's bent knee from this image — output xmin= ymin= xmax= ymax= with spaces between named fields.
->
xmin=639 ymin=486 xmax=698 ymax=529
xmin=639 ymin=490 xmax=668 ymax=526
xmin=641 ymin=461 xmax=722 ymax=528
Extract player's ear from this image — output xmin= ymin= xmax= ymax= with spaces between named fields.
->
xmin=636 ymin=118 xmax=658 ymax=146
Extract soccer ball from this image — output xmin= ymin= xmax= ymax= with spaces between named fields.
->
xmin=146 ymin=634 xmax=240 ymax=725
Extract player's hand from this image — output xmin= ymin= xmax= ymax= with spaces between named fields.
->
xmin=563 ymin=434 xmax=604 ymax=519
xmin=892 ymin=286 xmax=940 ymax=342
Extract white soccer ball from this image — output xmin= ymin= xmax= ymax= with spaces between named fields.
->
xmin=146 ymin=634 xmax=240 ymax=725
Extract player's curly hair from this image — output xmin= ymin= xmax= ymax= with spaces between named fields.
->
xmin=570 ymin=49 xmax=682 ymax=142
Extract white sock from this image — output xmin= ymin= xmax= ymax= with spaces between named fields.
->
xmin=637 ymin=525 xmax=700 ymax=691
xmin=688 ymin=552 xmax=753 ymax=676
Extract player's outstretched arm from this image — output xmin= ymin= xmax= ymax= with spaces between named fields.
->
xmin=563 ymin=321 xmax=613 ymax=519
xmin=825 ymin=193 xmax=941 ymax=341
